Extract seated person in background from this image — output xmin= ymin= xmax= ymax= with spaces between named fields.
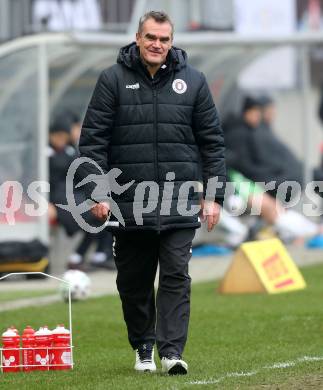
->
xmin=225 ymin=96 xmax=323 ymax=202
xmin=259 ymin=95 xmax=323 ymax=190
xmin=48 ymin=116 xmax=115 ymax=271
xmin=66 ymin=110 xmax=82 ymax=148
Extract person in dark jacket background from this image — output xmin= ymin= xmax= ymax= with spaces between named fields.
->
xmin=48 ymin=116 xmax=115 ymax=271
xmin=225 ymin=96 xmax=323 ymax=202
xmin=78 ymin=10 xmax=226 ymax=375
xmin=225 ymin=96 xmax=303 ymax=196
xmin=48 ymin=117 xmax=78 ymax=234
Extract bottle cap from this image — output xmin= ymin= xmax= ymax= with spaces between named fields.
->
xmin=35 ymin=327 xmax=52 ymax=336
xmin=22 ymin=326 xmax=35 ymax=335
xmin=2 ymin=328 xmax=17 ymax=337
xmin=52 ymin=325 xmax=70 ymax=334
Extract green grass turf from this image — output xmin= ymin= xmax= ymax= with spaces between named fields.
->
xmin=0 ymin=290 xmax=56 ymax=303
xmin=1 ymin=263 xmax=323 ymax=389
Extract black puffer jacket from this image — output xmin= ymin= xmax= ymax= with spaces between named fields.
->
xmin=79 ymin=42 xmax=226 ymax=231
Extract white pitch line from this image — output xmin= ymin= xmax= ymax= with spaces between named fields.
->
xmin=300 ymin=356 xmax=323 ymax=362
xmin=227 ymin=370 xmax=258 ymax=377
xmin=187 ymin=355 xmax=323 ymax=386
xmin=265 ymin=362 xmax=296 ymax=369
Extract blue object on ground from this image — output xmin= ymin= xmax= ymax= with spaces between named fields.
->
xmin=306 ymin=235 xmax=323 ymax=249
xmin=192 ymin=244 xmax=232 ymax=257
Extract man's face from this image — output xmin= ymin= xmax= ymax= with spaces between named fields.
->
xmin=50 ymin=131 xmax=70 ymax=151
xmin=136 ymin=18 xmax=173 ymax=67
xmin=244 ymin=108 xmax=262 ymax=128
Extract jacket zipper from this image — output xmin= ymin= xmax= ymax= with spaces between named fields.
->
xmin=152 ymin=81 xmax=161 ymax=232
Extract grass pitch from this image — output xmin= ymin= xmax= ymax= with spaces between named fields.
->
xmin=0 ymin=289 xmax=56 ymax=303
xmin=1 ymin=263 xmax=323 ymax=389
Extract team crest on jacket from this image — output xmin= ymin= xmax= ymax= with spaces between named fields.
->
xmin=172 ymin=79 xmax=187 ymax=94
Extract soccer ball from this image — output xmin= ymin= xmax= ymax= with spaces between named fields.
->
xmin=60 ymin=270 xmax=91 ymax=301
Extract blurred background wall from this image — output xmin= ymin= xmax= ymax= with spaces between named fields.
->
xmin=0 ymin=0 xmax=322 ymax=38
xmin=1 ymin=0 xmax=322 ymax=164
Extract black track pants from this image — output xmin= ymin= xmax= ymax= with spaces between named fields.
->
xmin=113 ymin=228 xmax=195 ymax=358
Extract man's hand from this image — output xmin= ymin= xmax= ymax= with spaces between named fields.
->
xmin=91 ymin=202 xmax=110 ymax=221
xmin=200 ymin=199 xmax=221 ymax=232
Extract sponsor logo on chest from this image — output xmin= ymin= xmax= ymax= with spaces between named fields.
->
xmin=126 ymin=83 xmax=140 ymax=89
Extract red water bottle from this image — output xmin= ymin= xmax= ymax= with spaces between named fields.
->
xmin=22 ymin=326 xmax=35 ymax=372
xmin=51 ymin=325 xmax=72 ymax=370
xmin=34 ymin=327 xmax=52 ymax=371
xmin=1 ymin=328 xmax=20 ymax=373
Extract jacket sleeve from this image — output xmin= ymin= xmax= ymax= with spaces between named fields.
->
xmin=192 ymin=73 xmax=226 ymax=205
xmin=78 ymin=69 xmax=117 ymax=200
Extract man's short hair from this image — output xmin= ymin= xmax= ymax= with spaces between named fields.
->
xmin=242 ymin=96 xmax=261 ymax=113
xmin=138 ymin=11 xmax=174 ymax=37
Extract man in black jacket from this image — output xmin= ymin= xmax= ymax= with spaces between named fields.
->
xmin=226 ymin=96 xmax=323 ymax=202
xmin=79 ymin=11 xmax=226 ymax=375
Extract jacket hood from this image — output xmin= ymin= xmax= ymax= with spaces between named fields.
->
xmin=117 ymin=41 xmax=187 ymax=71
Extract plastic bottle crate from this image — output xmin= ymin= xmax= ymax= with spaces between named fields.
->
xmin=0 ymin=272 xmax=74 ymax=372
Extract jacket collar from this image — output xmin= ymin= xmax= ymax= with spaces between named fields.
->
xmin=117 ymin=42 xmax=187 ymax=73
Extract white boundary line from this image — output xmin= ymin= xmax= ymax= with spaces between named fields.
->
xmin=187 ymin=355 xmax=323 ymax=386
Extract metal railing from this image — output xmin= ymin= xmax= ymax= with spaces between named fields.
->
xmin=0 ymin=0 xmax=235 ymax=42
xmin=0 ymin=0 xmax=135 ymax=42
